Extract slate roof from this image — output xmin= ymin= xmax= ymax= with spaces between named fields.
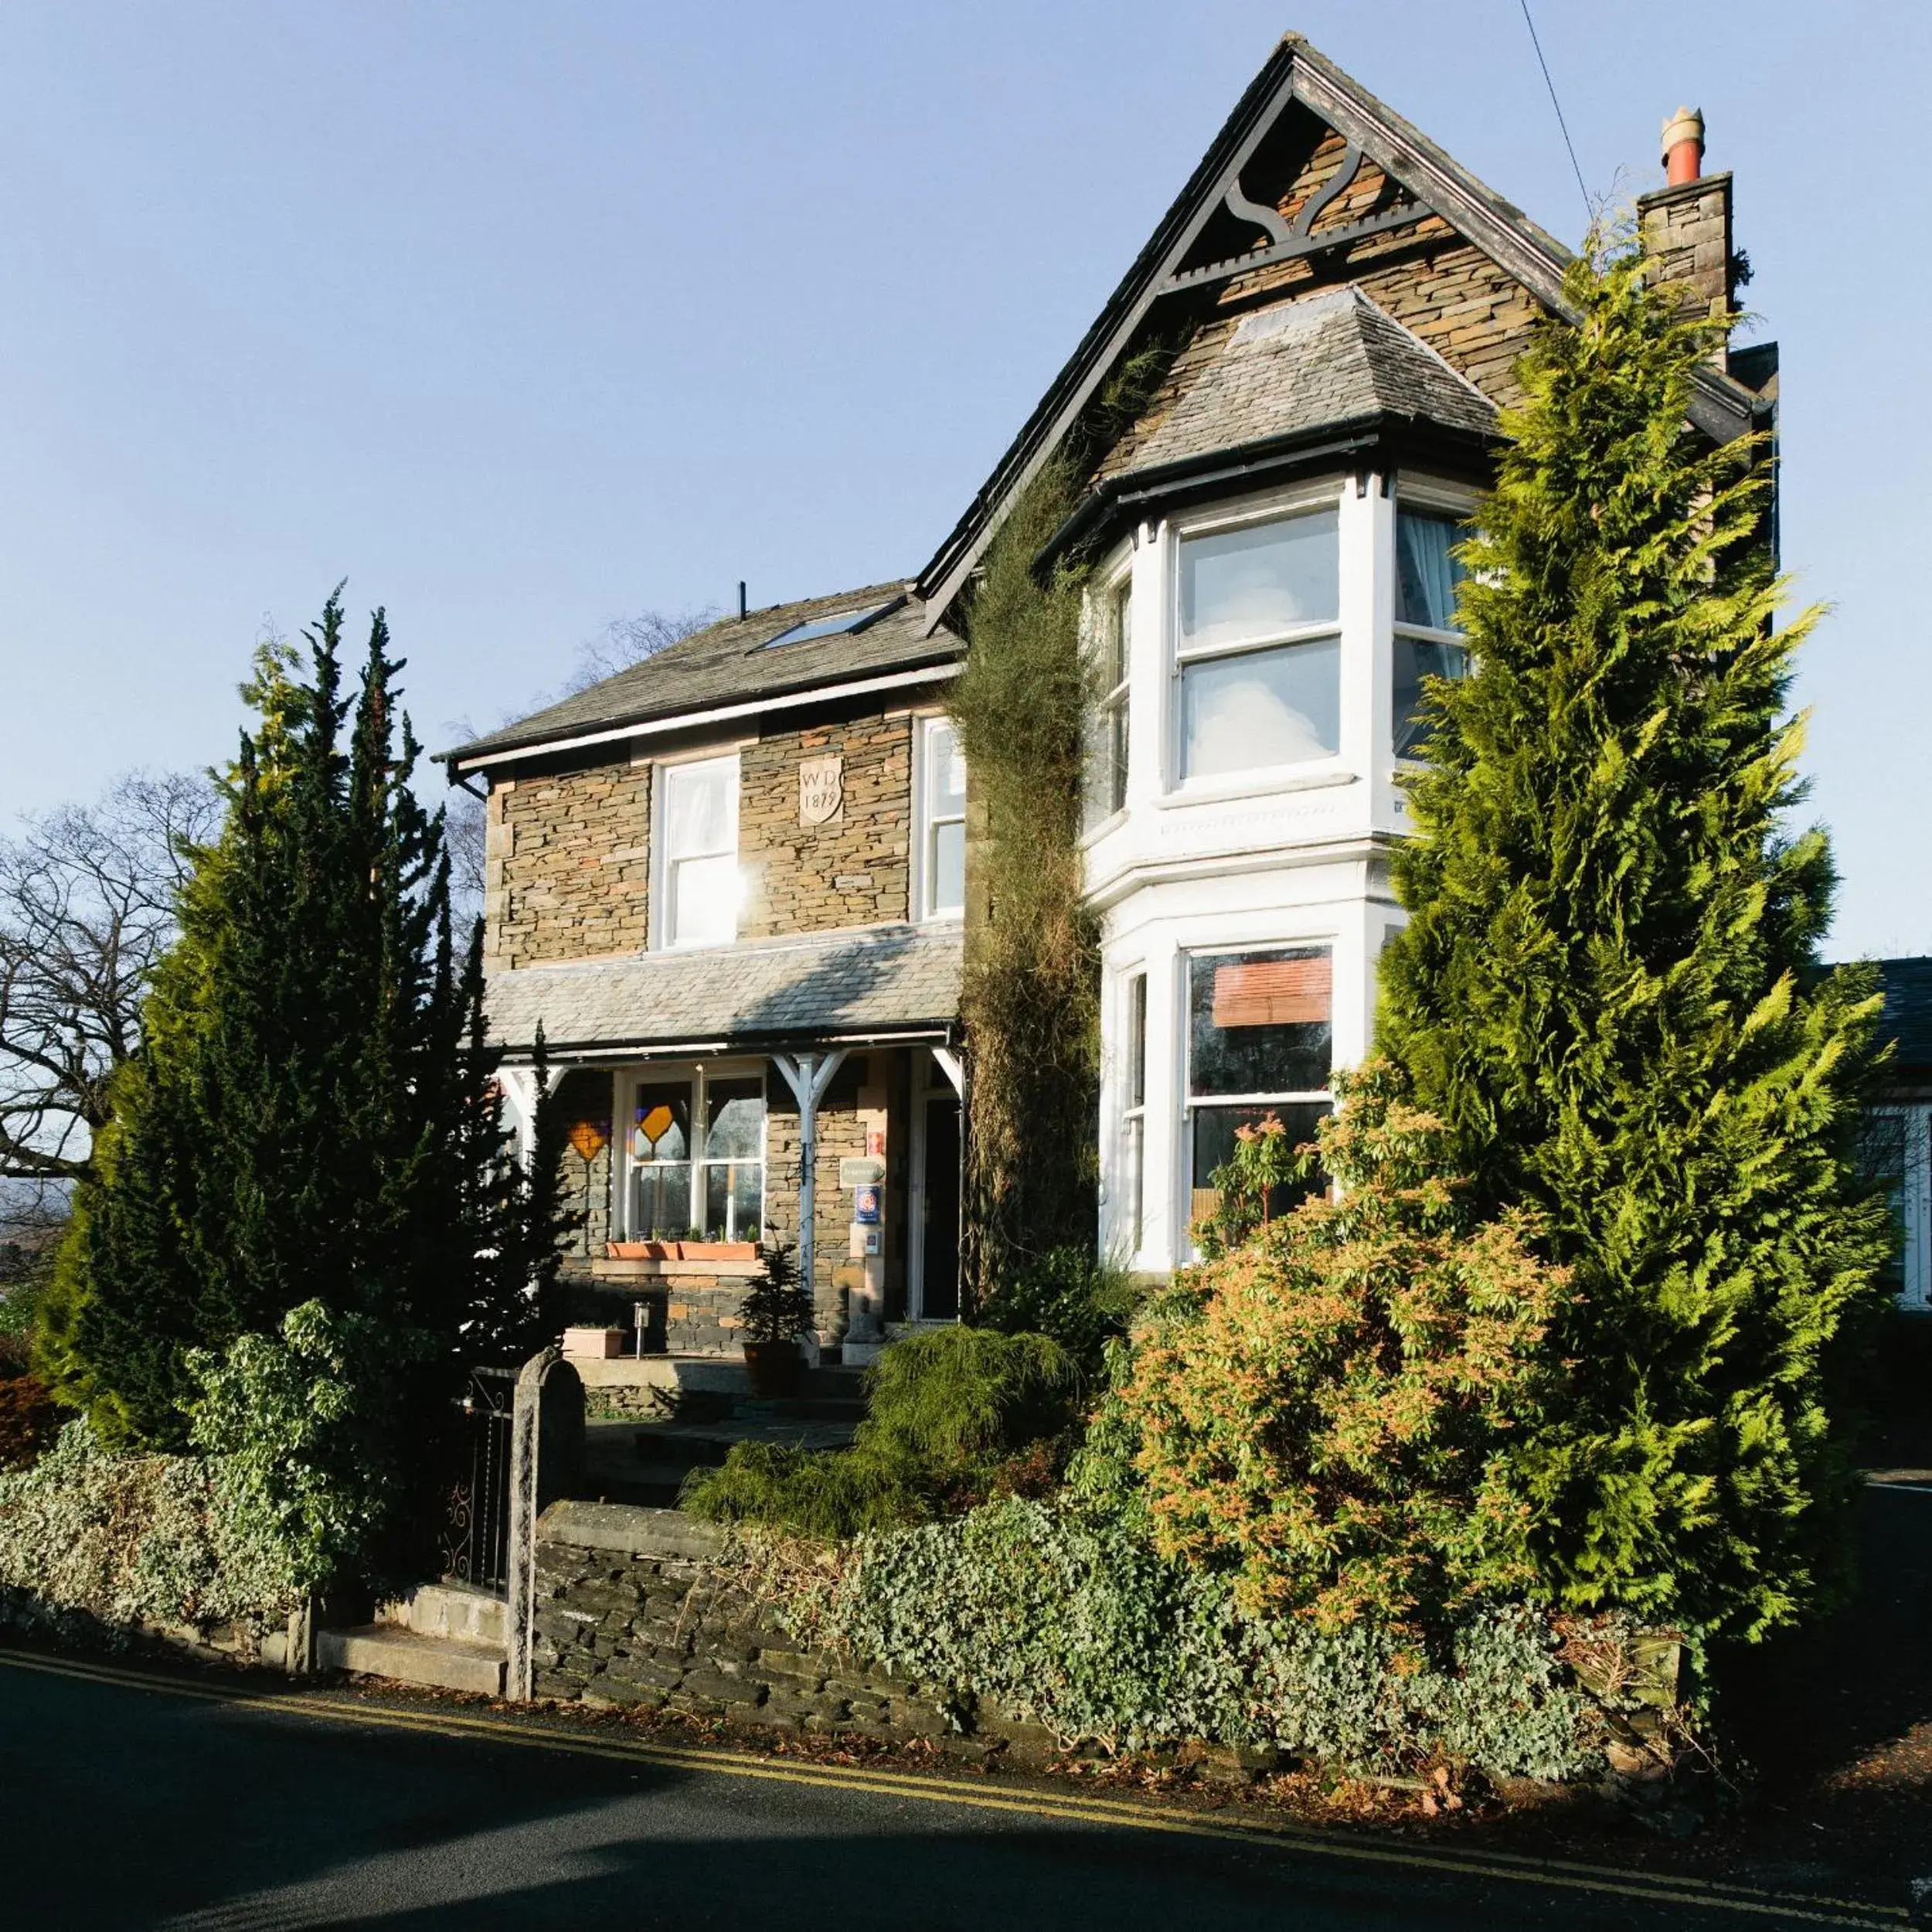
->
xmin=1117 ymin=287 xmax=1498 ymax=479
xmin=1877 ymin=957 xmax=1932 ymax=1075
xmin=485 ymin=922 xmax=963 ymax=1056
xmin=451 ymin=582 xmax=961 ymax=766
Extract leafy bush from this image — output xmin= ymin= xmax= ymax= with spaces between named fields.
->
xmin=187 ymin=1299 xmax=429 ymax=1595
xmin=0 ymin=1419 xmax=298 ymax=1638
xmin=817 ymin=1496 xmax=1591 ymax=1779
xmin=977 ymin=1246 xmax=1139 ymax=1377
xmin=685 ymin=1325 xmax=1081 ymax=1538
xmin=1113 ymin=1064 xmax=1567 ymax=1631
xmin=736 ymin=1241 xmax=813 ymax=1346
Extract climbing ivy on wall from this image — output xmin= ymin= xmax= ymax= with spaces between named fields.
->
xmin=951 ymin=342 xmax=1180 ymax=1303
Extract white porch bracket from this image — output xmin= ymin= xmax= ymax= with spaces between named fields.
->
xmin=929 ymin=1046 xmax=964 ymax=1097
xmin=498 ymin=1065 xmax=539 ymax=1168
xmin=767 ymin=1049 xmax=849 ymax=1324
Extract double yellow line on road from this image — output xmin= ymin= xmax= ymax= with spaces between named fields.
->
xmin=0 ymin=1645 xmax=1908 ymax=1929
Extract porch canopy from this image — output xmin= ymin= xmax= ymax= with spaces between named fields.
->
xmin=484 ymin=922 xmax=964 ymax=1319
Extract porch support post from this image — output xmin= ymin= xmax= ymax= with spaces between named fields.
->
xmin=498 ymin=1064 xmax=539 ymax=1168
xmin=769 ymin=1049 xmax=847 ymax=1331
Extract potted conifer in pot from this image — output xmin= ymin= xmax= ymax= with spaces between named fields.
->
xmin=737 ymin=1239 xmax=812 ymax=1399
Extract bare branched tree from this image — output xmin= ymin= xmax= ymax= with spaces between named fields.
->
xmin=0 ymin=770 xmax=219 ymax=1201
xmin=563 ymin=606 xmax=716 ymax=696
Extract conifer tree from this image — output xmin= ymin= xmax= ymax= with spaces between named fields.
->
xmin=1376 ymin=243 xmax=1891 ymax=1644
xmin=40 ymin=594 xmax=565 ymax=1457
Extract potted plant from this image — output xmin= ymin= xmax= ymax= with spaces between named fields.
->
xmin=738 ymin=1239 xmax=812 ymax=1398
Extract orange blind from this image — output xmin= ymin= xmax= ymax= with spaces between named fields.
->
xmin=1210 ymin=954 xmax=1331 ymax=1029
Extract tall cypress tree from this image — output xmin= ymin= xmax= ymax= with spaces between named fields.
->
xmin=41 ymin=594 xmax=564 ymax=1450
xmin=1376 ymin=243 xmax=1890 ymax=1645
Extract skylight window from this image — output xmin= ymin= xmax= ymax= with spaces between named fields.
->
xmin=759 ymin=600 xmax=894 ymax=650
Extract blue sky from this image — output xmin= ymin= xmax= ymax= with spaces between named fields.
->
xmin=0 ymin=2 xmax=1924 ymax=957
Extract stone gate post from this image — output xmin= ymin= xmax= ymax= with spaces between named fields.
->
xmin=504 ymin=1345 xmax=586 ymax=1702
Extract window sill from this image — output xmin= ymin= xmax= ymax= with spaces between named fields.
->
xmin=592 ymin=1254 xmax=760 ymax=1281
xmin=1080 ymin=805 xmax=1130 ymax=847
xmin=1155 ymin=765 xmax=1359 ymax=811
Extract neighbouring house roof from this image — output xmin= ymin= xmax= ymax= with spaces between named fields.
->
xmin=449 ymin=582 xmax=961 ymax=767
xmin=1877 ymin=957 xmax=1932 ymax=1077
xmin=1115 ymin=288 xmax=1498 ymax=478
xmin=485 ymin=923 xmax=964 ymax=1056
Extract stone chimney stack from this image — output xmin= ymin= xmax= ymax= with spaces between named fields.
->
xmin=1638 ymin=105 xmax=1736 ymax=362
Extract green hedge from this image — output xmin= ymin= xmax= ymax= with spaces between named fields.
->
xmin=0 ymin=1420 xmax=298 ymax=1645
xmin=801 ymin=1498 xmax=1595 ymax=1780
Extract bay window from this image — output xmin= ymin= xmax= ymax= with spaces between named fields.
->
xmin=1392 ymin=508 xmax=1470 ymax=759
xmin=1176 ymin=507 xmax=1340 ymax=781
xmin=1185 ymin=944 xmax=1332 ymax=1233
xmin=658 ymin=753 xmax=740 ymax=948
xmin=627 ymin=1067 xmax=767 ymax=1240
xmin=917 ymin=716 xmax=967 ymax=920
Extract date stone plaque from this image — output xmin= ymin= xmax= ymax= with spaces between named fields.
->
xmin=798 ymin=754 xmax=844 ymax=826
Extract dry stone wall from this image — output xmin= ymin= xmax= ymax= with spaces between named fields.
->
xmin=530 ymin=1502 xmax=1055 ymax=1764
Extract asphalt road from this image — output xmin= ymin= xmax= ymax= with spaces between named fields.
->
xmin=0 ymin=1649 xmax=1896 ymax=1931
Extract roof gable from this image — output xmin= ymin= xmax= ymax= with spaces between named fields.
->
xmin=917 ymin=36 xmax=1762 ymax=629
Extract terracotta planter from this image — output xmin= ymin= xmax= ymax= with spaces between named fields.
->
xmin=605 ymin=1240 xmax=759 ymax=1263
xmin=742 ymin=1340 xmax=805 ymax=1399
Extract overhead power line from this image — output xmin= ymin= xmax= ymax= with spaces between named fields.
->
xmin=1519 ymin=0 xmax=1593 ymax=223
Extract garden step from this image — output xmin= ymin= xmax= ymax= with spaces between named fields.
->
xmin=379 ymin=1580 xmax=505 ymax=1648
xmin=317 ymin=1624 xmax=505 ymax=1696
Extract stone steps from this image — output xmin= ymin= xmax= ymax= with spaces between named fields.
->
xmin=316 ymin=1624 xmax=505 ymax=1696
xmin=381 ymin=1580 xmax=506 ymax=1648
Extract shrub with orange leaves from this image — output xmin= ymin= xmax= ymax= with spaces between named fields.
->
xmin=1114 ymin=1061 xmax=1570 ymax=1633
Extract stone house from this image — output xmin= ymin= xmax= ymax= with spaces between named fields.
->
xmin=447 ymin=36 xmax=1777 ymax=1358
xmin=1872 ymin=959 xmax=1932 ymax=1311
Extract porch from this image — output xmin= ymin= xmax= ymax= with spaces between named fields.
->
xmin=483 ymin=923 xmax=965 ymax=1361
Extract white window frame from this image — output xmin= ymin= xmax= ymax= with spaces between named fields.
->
xmin=1168 ymin=485 xmax=1345 ymax=792
xmin=1117 ymin=968 xmax=1148 ymax=1260
xmin=1870 ymin=1103 xmax=1932 ymax=1311
xmin=1181 ymin=940 xmax=1335 ymax=1255
xmin=1085 ymin=571 xmax=1132 ymax=832
xmin=1390 ymin=486 xmax=1477 ymax=764
xmin=617 ymin=1061 xmax=768 ymax=1242
xmin=651 ymin=749 xmax=741 ymax=951
xmin=911 ymin=713 xmax=967 ymax=922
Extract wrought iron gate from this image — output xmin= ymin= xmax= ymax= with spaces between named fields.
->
xmin=440 ymin=1366 xmax=516 ymax=1595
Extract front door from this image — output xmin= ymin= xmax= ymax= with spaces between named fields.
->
xmin=914 ymin=1086 xmax=961 ymax=1321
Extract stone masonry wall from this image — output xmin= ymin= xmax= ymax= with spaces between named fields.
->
xmin=530 ymin=1502 xmax=1053 ymax=1764
xmin=488 ymin=764 xmax=651 ymax=969
xmin=1638 ymin=173 xmax=1736 ymax=353
xmin=1102 ymin=130 xmax=1549 ymax=485
xmin=739 ymin=715 xmax=913 ymax=939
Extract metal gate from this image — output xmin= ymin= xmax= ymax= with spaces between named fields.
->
xmin=440 ymin=1366 xmax=516 ymax=1596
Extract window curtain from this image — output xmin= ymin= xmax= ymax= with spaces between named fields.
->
xmin=1395 ymin=513 xmax=1464 ymax=631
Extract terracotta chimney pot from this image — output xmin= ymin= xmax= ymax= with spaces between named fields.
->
xmin=1661 ymin=106 xmax=1705 ymax=185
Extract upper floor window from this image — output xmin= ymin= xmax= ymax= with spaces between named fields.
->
xmin=917 ymin=717 xmax=967 ymax=920
xmin=1177 ymin=507 xmax=1340 ymax=781
xmin=658 ymin=752 xmax=739 ymax=948
xmin=1393 ymin=509 xmax=1470 ymax=759
xmin=1085 ymin=577 xmax=1131 ymax=830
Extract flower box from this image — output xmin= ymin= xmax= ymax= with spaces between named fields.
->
xmin=561 ymin=1325 xmax=628 ymax=1360
xmin=606 ymin=1240 xmax=760 ymax=1264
